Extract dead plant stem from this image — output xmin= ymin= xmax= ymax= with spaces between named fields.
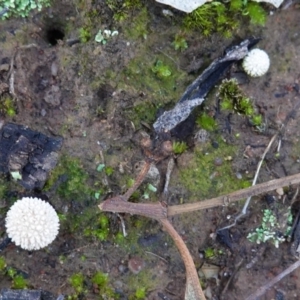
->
xmin=245 ymin=259 xmax=300 ymax=300
xmin=168 ymin=172 xmax=300 ymax=216
xmin=160 ymin=218 xmax=206 ymax=300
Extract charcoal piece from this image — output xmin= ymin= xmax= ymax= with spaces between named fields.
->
xmin=179 ymin=38 xmax=260 ymax=103
xmin=0 ymin=237 xmax=11 ymax=252
xmin=0 ymin=289 xmax=41 ymax=300
xmin=0 ymin=123 xmax=63 ymax=190
xmin=153 ymin=38 xmax=260 ymax=134
xmin=216 ymin=229 xmax=233 ymax=251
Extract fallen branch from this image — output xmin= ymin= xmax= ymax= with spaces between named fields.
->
xmin=168 ymin=172 xmax=300 ymax=216
xmin=245 ymin=259 xmax=300 ymax=300
xmin=99 ymin=171 xmax=300 ymax=299
xmin=160 ymin=218 xmax=206 ymax=300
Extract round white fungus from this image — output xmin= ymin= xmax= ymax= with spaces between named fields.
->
xmin=5 ymin=197 xmax=60 ymax=250
xmin=242 ymin=49 xmax=270 ymax=77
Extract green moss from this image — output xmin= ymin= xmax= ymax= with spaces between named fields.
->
xmin=121 ymin=54 xmax=187 ymax=129
xmin=0 ymin=257 xmax=6 ymax=272
xmin=251 ymin=114 xmax=263 ymax=126
xmin=84 ymin=213 xmax=110 ymax=241
xmin=128 ymin=269 xmax=160 ymax=299
xmin=183 ymin=2 xmax=239 ymax=37
xmin=124 ymin=8 xmax=149 ymax=40
xmin=92 ymin=271 xmax=108 ymax=287
xmin=12 ymin=274 xmax=28 ymax=289
xmin=182 ymin=0 xmax=266 ymax=37
xmin=106 ymin=0 xmax=143 ymax=22
xmin=79 ymin=27 xmax=91 ymax=43
xmin=204 ymin=247 xmax=215 ymax=259
xmin=0 ymin=94 xmax=16 ymax=117
xmin=196 ymin=112 xmax=217 ymax=131
xmin=246 ymin=2 xmax=267 ymax=26
xmin=134 ymin=287 xmax=146 ymax=299
xmin=172 ymin=33 xmax=188 ymax=52
xmin=6 ymin=267 xmax=28 ymax=289
xmin=45 ymin=155 xmax=93 ymax=201
xmin=69 ymin=273 xmax=85 ymax=294
xmin=105 ymin=166 xmax=114 ymax=176
xmin=91 ymin=271 xmax=118 ymax=298
xmin=127 ymin=102 xmax=158 ymax=128
xmin=151 ymin=60 xmax=172 ymax=79
xmin=173 ymin=141 xmax=188 ymax=155
xmin=179 ymin=139 xmax=248 ymax=199
xmin=218 ymin=79 xmax=263 ymax=125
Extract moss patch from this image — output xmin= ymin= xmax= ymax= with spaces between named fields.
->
xmin=120 ymin=53 xmax=187 ymax=128
xmin=179 ymin=139 xmax=250 ymax=200
xmin=44 ymin=155 xmax=93 ymax=201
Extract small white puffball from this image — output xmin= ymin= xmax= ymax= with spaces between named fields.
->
xmin=5 ymin=197 xmax=60 ymax=250
xmin=242 ymin=49 xmax=270 ymax=77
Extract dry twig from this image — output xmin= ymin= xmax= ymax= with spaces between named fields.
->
xmin=168 ymin=172 xmax=300 ymax=216
xmin=245 ymin=259 xmax=300 ymax=300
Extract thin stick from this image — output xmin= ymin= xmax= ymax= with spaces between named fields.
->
xmin=163 ymin=157 xmax=175 ymax=195
xmin=241 ymin=133 xmax=278 ymax=215
xmin=145 ymin=251 xmax=168 ymax=263
xmin=245 ymin=259 xmax=300 ymax=300
xmin=168 ymin=172 xmax=300 ymax=216
xmin=99 ymin=195 xmax=167 ymax=220
xmin=160 ymin=218 xmax=206 ymax=300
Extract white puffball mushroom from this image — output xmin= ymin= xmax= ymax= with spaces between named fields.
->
xmin=5 ymin=197 xmax=59 ymax=250
xmin=242 ymin=49 xmax=270 ymax=77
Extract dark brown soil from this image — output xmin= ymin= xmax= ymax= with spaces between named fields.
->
xmin=0 ymin=1 xmax=300 ymax=300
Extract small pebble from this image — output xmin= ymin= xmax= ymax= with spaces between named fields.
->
xmin=276 ymin=187 xmax=284 ymax=196
xmin=236 ymin=172 xmax=242 ymax=179
xmin=128 ymin=256 xmax=145 ymax=274
xmin=194 ymin=129 xmax=209 ymax=144
xmin=41 ymin=109 xmax=47 ymax=117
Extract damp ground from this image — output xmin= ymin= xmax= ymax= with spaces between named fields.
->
xmin=0 ymin=1 xmax=300 ymax=300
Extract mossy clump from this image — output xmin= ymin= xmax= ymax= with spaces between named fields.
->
xmin=45 ymin=155 xmax=93 ymax=201
xmin=79 ymin=27 xmax=92 ymax=43
xmin=7 ymin=267 xmax=28 ymax=289
xmin=0 ymin=94 xmax=16 ymax=117
xmin=92 ymin=271 xmax=119 ymax=298
xmin=126 ymin=101 xmax=158 ymax=128
xmin=12 ymin=274 xmax=28 ymax=289
xmin=123 ymin=7 xmax=149 ymax=40
xmin=172 ymin=33 xmax=188 ymax=52
xmin=106 ymin=0 xmax=143 ymax=22
xmin=121 ymin=54 xmax=187 ymax=129
xmin=173 ymin=141 xmax=188 ymax=155
xmin=69 ymin=272 xmax=86 ymax=296
xmin=131 ymin=287 xmax=146 ymax=299
xmin=196 ymin=112 xmax=217 ymax=131
xmin=83 ymin=213 xmax=110 ymax=241
xmin=183 ymin=0 xmax=266 ymax=37
xmin=151 ymin=60 xmax=172 ymax=79
xmin=179 ymin=139 xmax=251 ymax=199
xmin=218 ymin=78 xmax=262 ymax=126
xmin=0 ymin=256 xmax=6 ymax=273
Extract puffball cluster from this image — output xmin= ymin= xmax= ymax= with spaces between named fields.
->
xmin=5 ymin=197 xmax=59 ymax=250
xmin=242 ymin=49 xmax=270 ymax=77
